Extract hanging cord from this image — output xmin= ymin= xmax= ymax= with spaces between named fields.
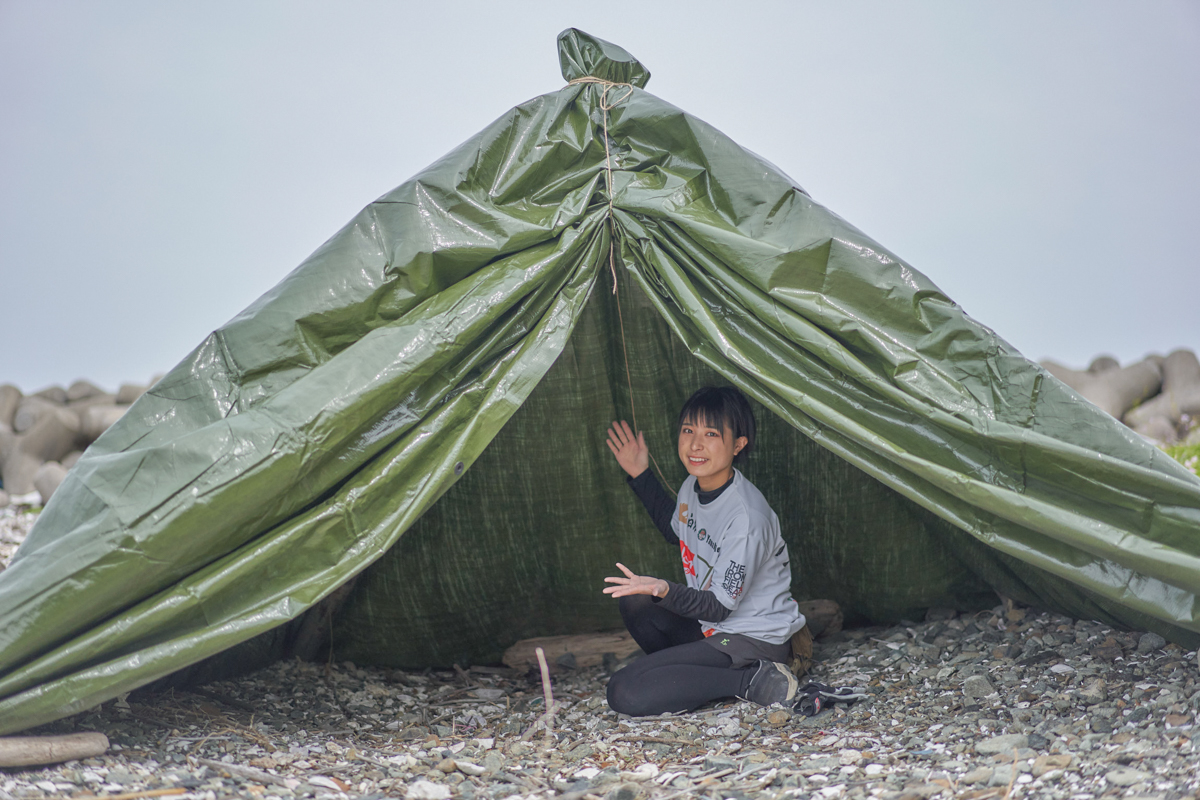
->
xmin=568 ymin=76 xmax=674 ymax=493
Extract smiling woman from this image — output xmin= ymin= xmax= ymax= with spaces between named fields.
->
xmin=603 ymin=386 xmax=810 ymax=716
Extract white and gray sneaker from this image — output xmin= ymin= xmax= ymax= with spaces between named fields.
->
xmin=740 ymin=659 xmax=799 ymax=707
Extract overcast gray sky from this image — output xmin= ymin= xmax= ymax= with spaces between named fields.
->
xmin=2 ymin=1 xmax=1198 ymax=393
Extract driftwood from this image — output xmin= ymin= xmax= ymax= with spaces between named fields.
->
xmin=0 ymin=731 xmax=109 ymax=767
xmin=1041 ymin=356 xmax=1162 ymax=420
xmin=502 ymin=599 xmax=843 ymax=671
xmin=503 ymin=631 xmax=639 ymax=671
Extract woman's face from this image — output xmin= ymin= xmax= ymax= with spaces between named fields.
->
xmin=677 ymin=416 xmax=746 ymax=492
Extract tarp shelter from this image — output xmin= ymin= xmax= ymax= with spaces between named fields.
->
xmin=2 ymin=30 xmax=1199 ymax=736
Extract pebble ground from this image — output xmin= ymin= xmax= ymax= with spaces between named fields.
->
xmin=2 ymin=508 xmax=1198 ymax=800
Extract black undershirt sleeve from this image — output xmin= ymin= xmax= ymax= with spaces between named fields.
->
xmin=627 ymin=469 xmax=678 ymax=545
xmin=656 ymin=581 xmax=733 ymax=622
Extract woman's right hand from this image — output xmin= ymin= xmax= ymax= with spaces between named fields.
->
xmin=606 ymin=420 xmax=649 ymax=478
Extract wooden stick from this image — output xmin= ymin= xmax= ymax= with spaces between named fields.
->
xmin=196 ymin=756 xmax=289 ymax=787
xmin=0 ymin=731 xmax=109 ymax=767
xmin=535 ymin=646 xmax=555 ymax=745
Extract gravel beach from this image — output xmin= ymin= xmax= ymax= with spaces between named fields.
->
xmin=2 ymin=506 xmax=1198 ymax=800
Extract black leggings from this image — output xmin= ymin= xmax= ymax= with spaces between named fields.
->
xmin=607 ymin=595 xmax=755 ymax=716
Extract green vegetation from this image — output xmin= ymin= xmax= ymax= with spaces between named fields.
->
xmin=1164 ymin=442 xmax=1200 ymax=476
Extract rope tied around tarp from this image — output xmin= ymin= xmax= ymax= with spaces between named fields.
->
xmin=567 ymin=76 xmax=674 ymax=494
xmin=566 ymin=76 xmax=635 ymax=294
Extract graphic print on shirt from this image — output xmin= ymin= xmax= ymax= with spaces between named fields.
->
xmin=678 ymin=507 xmax=717 ymax=589
xmin=721 ymin=560 xmax=747 ymax=600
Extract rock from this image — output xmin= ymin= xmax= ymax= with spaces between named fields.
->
xmin=975 ymin=734 xmax=1028 ymax=756
xmin=1031 ymin=755 xmax=1071 ymax=777
xmin=405 ymin=779 xmax=451 ymax=800
xmin=1125 ymin=349 xmax=1200 ymax=430
xmin=1042 ymin=357 xmax=1162 ymax=419
xmin=1 ymin=448 xmax=41 ymax=495
xmin=1079 ymin=679 xmax=1107 ymax=705
xmin=436 ymin=758 xmax=456 ymax=773
xmin=1090 ymin=636 xmax=1124 ymax=661
xmin=61 ymin=450 xmax=84 ymax=470
xmin=34 ymin=462 xmax=68 ymax=505
xmin=31 ymin=385 xmax=68 ymax=404
xmin=963 ymin=675 xmax=994 ymax=700
xmin=1089 ymin=715 xmax=1113 ymax=734
xmin=1133 ymin=415 xmax=1178 ymax=444
xmin=455 ymin=761 xmax=485 ymax=776
xmin=116 ymin=383 xmax=148 ymax=405
xmin=1105 ymin=768 xmax=1151 ymax=787
xmin=961 ymin=767 xmax=993 ymax=785
xmin=80 ymin=405 xmax=127 ymax=443
xmin=767 ymin=709 xmax=790 ymax=726
xmin=13 ymin=397 xmax=61 ymax=433
xmin=66 ymin=380 xmax=107 ymax=402
xmin=603 ymin=783 xmax=644 ymax=800
xmin=19 ymin=405 xmax=80 ymax=462
xmin=627 ymin=764 xmax=658 ymax=782
xmin=1136 ymin=632 xmax=1166 ymax=654
xmin=0 ymin=384 xmax=21 ymax=428
xmin=704 ymin=754 xmax=736 ymax=771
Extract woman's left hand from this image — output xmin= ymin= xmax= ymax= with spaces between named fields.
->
xmin=603 ymin=562 xmax=669 ymax=598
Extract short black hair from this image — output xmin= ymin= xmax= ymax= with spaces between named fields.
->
xmin=678 ymin=386 xmax=756 ymax=463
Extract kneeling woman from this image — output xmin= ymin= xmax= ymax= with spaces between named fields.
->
xmin=603 ymin=386 xmax=808 ymax=716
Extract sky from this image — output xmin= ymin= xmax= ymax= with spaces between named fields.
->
xmin=2 ymin=1 xmax=1198 ymax=393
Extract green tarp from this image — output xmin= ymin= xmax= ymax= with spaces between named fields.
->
xmin=2 ymin=29 xmax=1199 ymax=735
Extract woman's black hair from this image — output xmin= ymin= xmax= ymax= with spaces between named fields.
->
xmin=677 ymin=386 xmax=756 ymax=463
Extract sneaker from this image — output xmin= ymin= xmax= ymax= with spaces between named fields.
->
xmin=740 ymin=659 xmax=799 ymax=707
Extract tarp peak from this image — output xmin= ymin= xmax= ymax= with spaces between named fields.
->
xmin=557 ymin=28 xmax=650 ymax=89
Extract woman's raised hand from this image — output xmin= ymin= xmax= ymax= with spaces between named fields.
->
xmin=606 ymin=420 xmax=649 ymax=478
xmin=603 ymin=562 xmax=669 ymax=599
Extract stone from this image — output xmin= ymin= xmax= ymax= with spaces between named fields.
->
xmin=704 ymin=755 xmax=736 ymax=771
xmin=961 ymin=768 xmax=992 ymax=785
xmin=1105 ymin=768 xmax=1151 ymax=786
xmin=603 ymin=783 xmax=644 ymax=800
xmin=13 ymin=396 xmax=62 ymax=434
xmin=405 ymin=779 xmax=451 ymax=800
xmin=767 ymin=709 xmax=790 ymax=726
xmin=80 ymin=405 xmax=127 ymax=443
xmin=456 ymin=761 xmax=485 ymax=776
xmin=963 ymin=675 xmax=994 ymax=700
xmin=2 ymin=449 xmax=42 ymax=495
xmin=31 ymin=385 xmax=68 ymax=404
xmin=1031 ymin=755 xmax=1071 ymax=777
xmin=67 ymin=380 xmax=107 ymax=402
xmin=1079 ymin=679 xmax=1107 ymax=705
xmin=436 ymin=758 xmax=456 ymax=773
xmin=1136 ymin=632 xmax=1166 ymax=654
xmin=1091 ymin=636 xmax=1124 ymax=661
xmin=61 ymin=450 xmax=84 ymax=470
xmin=975 ymin=734 xmax=1028 ymax=756
xmin=34 ymin=462 xmax=68 ymax=505
xmin=14 ymin=405 xmax=80 ymax=462
xmin=116 ymin=383 xmax=148 ymax=404
xmin=0 ymin=384 xmax=21 ymax=428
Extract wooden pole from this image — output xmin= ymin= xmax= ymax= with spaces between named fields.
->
xmin=0 ymin=731 xmax=109 ymax=767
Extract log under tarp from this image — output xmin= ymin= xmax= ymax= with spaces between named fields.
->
xmin=2 ymin=29 xmax=1199 ymax=736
